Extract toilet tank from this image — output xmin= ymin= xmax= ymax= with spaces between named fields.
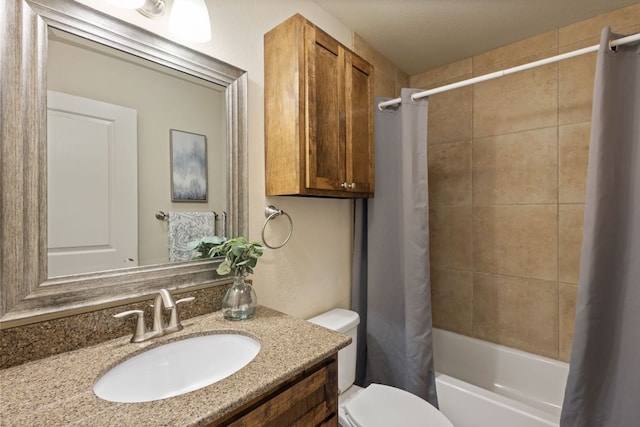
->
xmin=308 ymin=308 xmax=360 ymax=393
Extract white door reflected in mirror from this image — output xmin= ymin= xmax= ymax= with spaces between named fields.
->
xmin=47 ymin=91 xmax=138 ymax=277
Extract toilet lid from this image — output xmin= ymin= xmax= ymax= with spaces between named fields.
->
xmin=342 ymin=384 xmax=453 ymax=427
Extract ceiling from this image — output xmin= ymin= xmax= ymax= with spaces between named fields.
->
xmin=312 ymin=0 xmax=640 ymax=75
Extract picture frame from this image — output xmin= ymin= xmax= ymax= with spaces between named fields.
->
xmin=170 ymin=129 xmax=208 ymax=202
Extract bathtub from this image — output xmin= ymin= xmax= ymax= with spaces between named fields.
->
xmin=433 ymin=328 xmax=569 ymax=427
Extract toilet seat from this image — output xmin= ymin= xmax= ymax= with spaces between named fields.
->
xmin=341 ymin=384 xmax=453 ymax=427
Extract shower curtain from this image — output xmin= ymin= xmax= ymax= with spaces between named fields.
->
xmin=560 ymin=27 xmax=640 ymax=427
xmin=352 ymin=88 xmax=438 ymax=406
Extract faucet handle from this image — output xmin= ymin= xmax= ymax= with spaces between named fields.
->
xmin=166 ymin=297 xmax=195 ymax=332
xmin=114 ymin=309 xmax=147 ymax=343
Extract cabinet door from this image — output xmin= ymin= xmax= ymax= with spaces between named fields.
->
xmin=345 ymin=53 xmax=374 ymax=196
xmin=212 ymin=355 xmax=339 ymax=426
xmin=305 ymin=26 xmax=345 ymax=192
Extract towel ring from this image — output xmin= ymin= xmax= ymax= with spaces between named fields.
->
xmin=261 ymin=205 xmax=293 ymax=249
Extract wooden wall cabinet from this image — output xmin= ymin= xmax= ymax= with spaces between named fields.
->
xmin=210 ymin=354 xmax=338 ymax=426
xmin=265 ymin=14 xmax=374 ymax=198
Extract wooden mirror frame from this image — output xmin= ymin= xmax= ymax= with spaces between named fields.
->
xmin=0 ymin=0 xmax=248 ymax=328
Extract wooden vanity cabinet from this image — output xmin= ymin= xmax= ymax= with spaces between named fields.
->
xmin=265 ymin=14 xmax=374 ymax=198
xmin=210 ymin=354 xmax=338 ymax=426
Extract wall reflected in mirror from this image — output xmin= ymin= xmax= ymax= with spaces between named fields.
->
xmin=46 ymin=29 xmax=227 ymax=277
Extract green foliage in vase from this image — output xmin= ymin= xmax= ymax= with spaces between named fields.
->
xmin=188 ymin=236 xmax=265 ymax=276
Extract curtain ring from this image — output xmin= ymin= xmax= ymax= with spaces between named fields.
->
xmin=261 ymin=205 xmax=293 ymax=249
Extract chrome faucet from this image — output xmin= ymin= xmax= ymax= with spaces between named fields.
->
xmin=151 ymin=288 xmax=176 ymax=334
xmin=114 ymin=289 xmax=194 ymax=343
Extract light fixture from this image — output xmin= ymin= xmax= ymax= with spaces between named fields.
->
xmin=169 ymin=0 xmax=212 ymax=43
xmin=109 ymin=0 xmax=211 ymax=43
xmin=137 ymin=0 xmax=166 ymax=18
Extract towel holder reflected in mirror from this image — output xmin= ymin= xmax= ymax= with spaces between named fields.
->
xmin=155 ymin=211 xmax=219 ymax=221
xmin=156 ymin=210 xmax=224 ymax=236
xmin=261 ymin=205 xmax=293 ymax=249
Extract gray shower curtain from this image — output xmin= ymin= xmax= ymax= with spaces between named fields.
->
xmin=560 ymin=27 xmax=640 ymax=427
xmin=352 ymin=88 xmax=438 ymax=407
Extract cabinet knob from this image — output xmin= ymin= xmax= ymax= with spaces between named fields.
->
xmin=341 ymin=182 xmax=356 ymax=190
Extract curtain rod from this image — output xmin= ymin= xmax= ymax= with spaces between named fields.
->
xmin=378 ymin=32 xmax=640 ymax=110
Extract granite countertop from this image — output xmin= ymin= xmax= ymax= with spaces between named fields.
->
xmin=0 ymin=306 xmax=350 ymax=426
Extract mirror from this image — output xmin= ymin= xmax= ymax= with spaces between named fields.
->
xmin=47 ymin=29 xmax=227 ymax=276
xmin=0 ymin=0 xmax=248 ymax=328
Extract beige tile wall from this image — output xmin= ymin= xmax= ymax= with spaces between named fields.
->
xmin=411 ymin=4 xmax=640 ymax=361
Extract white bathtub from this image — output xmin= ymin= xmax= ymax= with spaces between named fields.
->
xmin=433 ymin=328 xmax=569 ymax=427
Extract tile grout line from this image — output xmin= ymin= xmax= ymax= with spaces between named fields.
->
xmin=556 ymin=29 xmax=561 ymax=359
xmin=470 ymin=54 xmax=476 ymax=340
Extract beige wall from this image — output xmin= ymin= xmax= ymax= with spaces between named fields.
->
xmin=411 ymin=4 xmax=640 ymax=361
xmin=352 ymin=34 xmax=410 ymax=98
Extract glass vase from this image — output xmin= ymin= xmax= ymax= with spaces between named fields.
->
xmin=221 ymin=273 xmax=257 ymax=320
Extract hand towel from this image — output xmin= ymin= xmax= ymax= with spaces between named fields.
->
xmin=168 ymin=211 xmax=216 ymax=262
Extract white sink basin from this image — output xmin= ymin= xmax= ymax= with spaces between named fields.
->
xmin=93 ymin=334 xmax=260 ymax=403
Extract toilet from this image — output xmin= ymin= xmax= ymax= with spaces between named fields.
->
xmin=308 ymin=308 xmax=454 ymax=427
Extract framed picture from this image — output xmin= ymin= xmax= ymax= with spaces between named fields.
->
xmin=170 ymin=129 xmax=208 ymax=202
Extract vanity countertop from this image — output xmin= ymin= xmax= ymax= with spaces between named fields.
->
xmin=0 ymin=306 xmax=350 ymax=426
